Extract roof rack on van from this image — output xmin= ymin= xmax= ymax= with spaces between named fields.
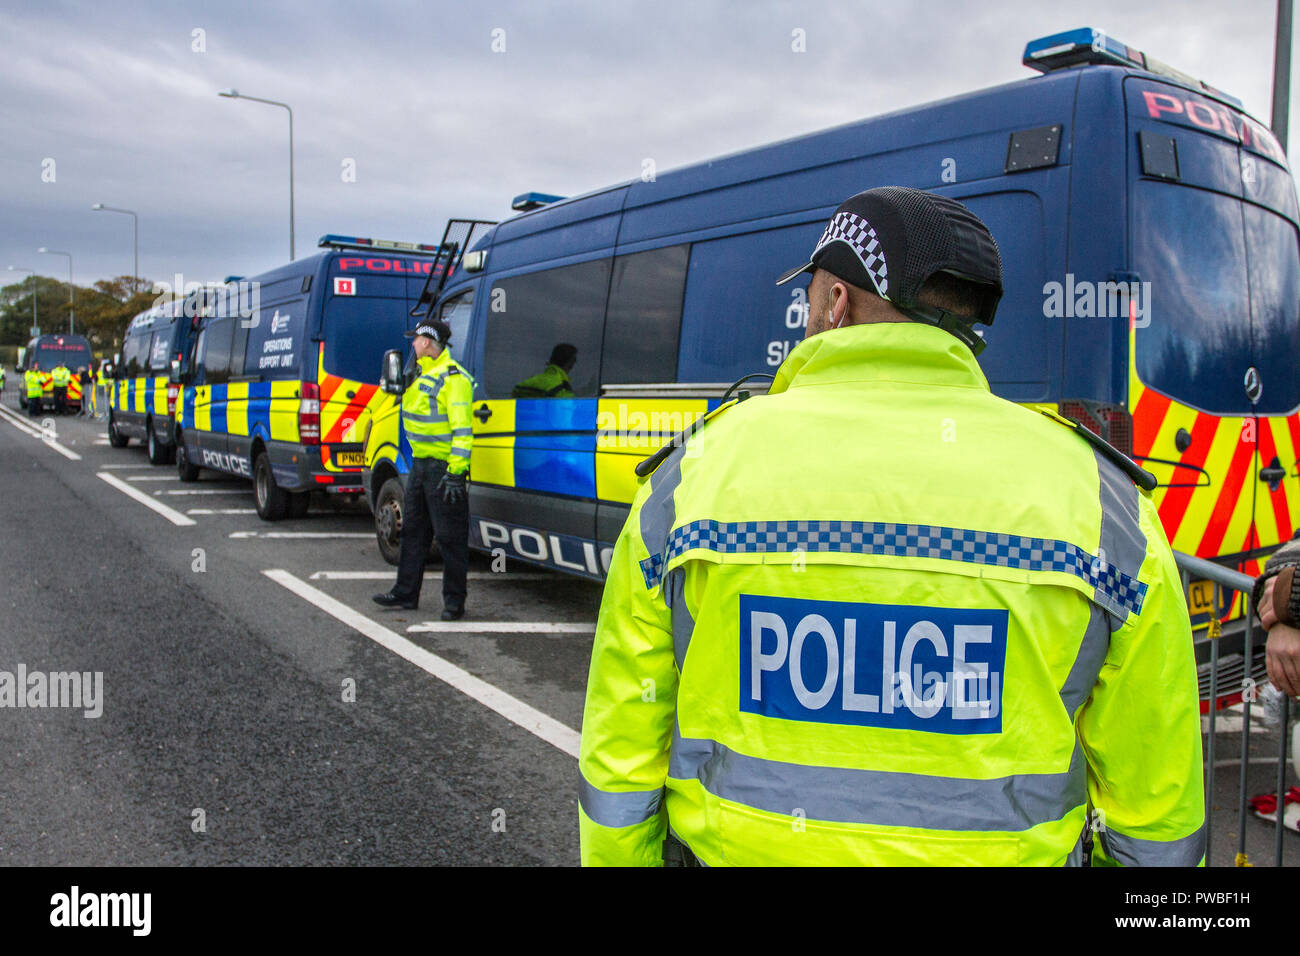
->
xmin=511 ymin=192 xmax=566 ymax=212
xmin=410 ymin=218 xmax=497 ymax=319
xmin=1023 ymin=28 xmax=1243 ymax=108
xmin=317 ymin=234 xmax=445 ymax=255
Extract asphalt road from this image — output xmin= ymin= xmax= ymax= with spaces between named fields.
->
xmin=0 ymin=391 xmax=599 ymax=865
xmin=0 ymin=390 xmax=1295 ymax=867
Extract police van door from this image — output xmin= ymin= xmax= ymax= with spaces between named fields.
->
xmin=471 ymin=259 xmax=608 ymax=577
xmin=191 ymin=317 xmax=234 ymax=466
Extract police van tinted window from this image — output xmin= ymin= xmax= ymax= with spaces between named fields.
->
xmin=323 ymin=296 xmax=411 ymax=383
xmin=199 ymin=318 xmax=236 ymax=386
xmin=246 ymin=297 xmax=306 ymax=378
xmin=122 ymin=332 xmax=150 ymax=377
xmin=601 ymin=245 xmax=688 ymax=384
xmin=1133 ymin=183 xmax=1253 ymax=415
xmin=1243 ymin=203 xmax=1300 ymax=415
xmin=147 ymin=325 xmax=175 ymax=371
xmin=435 ymin=289 xmax=474 ymax=366
xmin=677 ymin=223 xmax=823 ymax=382
xmin=484 ymin=259 xmax=610 ymax=398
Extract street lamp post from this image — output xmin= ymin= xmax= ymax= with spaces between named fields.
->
xmin=92 ymin=204 xmax=139 ymax=293
xmin=37 ymin=248 xmax=73 ymax=334
xmin=218 ymin=88 xmax=295 ymax=260
xmin=7 ymin=266 xmax=37 ymax=333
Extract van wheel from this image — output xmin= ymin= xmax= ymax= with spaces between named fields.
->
xmin=108 ymin=412 xmax=129 ymax=448
xmin=288 ymin=491 xmax=311 ymax=519
xmin=146 ymin=420 xmax=169 ymax=465
xmin=254 ymin=452 xmax=288 ymax=521
xmin=176 ymin=432 xmax=200 ymax=482
xmin=374 ymin=476 xmax=440 ymax=566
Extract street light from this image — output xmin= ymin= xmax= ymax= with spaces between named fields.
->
xmin=37 ymin=247 xmax=73 ymax=335
xmin=7 ymin=266 xmax=37 ymax=333
xmin=219 ymin=87 xmax=295 ymax=259
xmin=92 ymin=203 xmax=139 ymax=293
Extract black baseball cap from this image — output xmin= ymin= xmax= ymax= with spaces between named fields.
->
xmin=777 ymin=187 xmax=1004 ymax=349
xmin=405 ymin=320 xmax=452 ymax=344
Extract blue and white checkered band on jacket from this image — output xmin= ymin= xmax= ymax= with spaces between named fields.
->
xmin=814 ymin=211 xmax=889 ymax=298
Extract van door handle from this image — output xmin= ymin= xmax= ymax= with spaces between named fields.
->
xmin=1260 ymin=456 xmax=1286 ymax=491
xmin=474 ymin=403 xmax=492 ymax=422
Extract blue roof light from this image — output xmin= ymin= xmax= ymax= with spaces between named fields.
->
xmin=1023 ymin=28 xmax=1242 ymax=108
xmin=511 ymin=192 xmax=567 ymax=212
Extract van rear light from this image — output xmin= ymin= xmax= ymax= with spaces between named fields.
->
xmin=299 ymin=382 xmax=320 ymax=444
xmin=166 ymin=384 xmax=179 ymax=416
xmin=1059 ymin=400 xmax=1134 ymax=457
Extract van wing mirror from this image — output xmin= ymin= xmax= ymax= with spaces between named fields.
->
xmin=380 ymin=350 xmax=404 ymax=394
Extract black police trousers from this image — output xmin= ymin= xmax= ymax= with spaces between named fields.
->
xmin=393 ymin=456 xmax=469 ymax=611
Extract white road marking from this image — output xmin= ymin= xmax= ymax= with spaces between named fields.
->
xmin=126 ymin=474 xmax=184 ymax=481
xmin=0 ymin=404 xmax=83 ymax=460
xmin=230 ymin=531 xmax=372 ymax=539
xmin=155 ymin=489 xmax=249 ymax=496
xmin=187 ymin=508 xmax=258 ymax=515
xmin=309 ymin=570 xmax=553 ymax=581
xmin=97 ymin=472 xmax=196 ymax=526
xmin=94 ymin=439 xmax=110 ymax=445
xmin=263 ymin=570 xmax=580 ymax=758
xmin=100 ymin=463 xmax=154 ymax=470
xmin=408 ymin=621 xmax=596 ymax=634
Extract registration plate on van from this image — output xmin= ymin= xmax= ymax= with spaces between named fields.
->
xmin=334 ymin=451 xmax=364 ymax=468
xmin=1186 ymin=578 xmax=1217 ymax=617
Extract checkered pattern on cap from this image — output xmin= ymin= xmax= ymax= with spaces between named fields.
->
xmin=638 ymin=518 xmax=1147 ymax=621
xmin=813 ymin=211 xmax=889 ymax=298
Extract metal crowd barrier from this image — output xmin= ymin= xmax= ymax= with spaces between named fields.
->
xmin=1173 ymin=550 xmax=1294 ymax=867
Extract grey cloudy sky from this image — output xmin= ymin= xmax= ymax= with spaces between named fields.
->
xmin=0 ymin=0 xmax=1292 ymax=288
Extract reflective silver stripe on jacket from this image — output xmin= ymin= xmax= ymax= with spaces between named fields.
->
xmin=1098 ymin=824 xmax=1205 ymax=866
xmin=668 ymin=727 xmax=1085 ymax=833
xmin=401 ymin=410 xmax=447 ymax=424
xmin=579 ymin=773 xmax=663 ymax=828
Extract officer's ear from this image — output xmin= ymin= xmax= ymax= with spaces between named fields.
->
xmin=828 ymin=280 xmax=851 ymax=330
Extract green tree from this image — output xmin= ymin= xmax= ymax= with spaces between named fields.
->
xmin=0 ymin=275 xmax=158 ymax=354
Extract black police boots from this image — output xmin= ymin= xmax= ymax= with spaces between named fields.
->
xmin=372 ymin=591 xmax=418 ymax=610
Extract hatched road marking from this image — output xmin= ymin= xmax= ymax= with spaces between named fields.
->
xmin=97 ymin=472 xmax=196 ymax=526
xmin=263 ymin=569 xmax=580 ymax=758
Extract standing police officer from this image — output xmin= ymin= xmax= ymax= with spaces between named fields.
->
xmin=25 ymin=365 xmax=43 ymax=416
xmin=579 ymin=187 xmax=1205 ymax=867
xmin=51 ymin=362 xmax=70 ymax=414
xmin=373 ymin=321 xmax=474 ymax=620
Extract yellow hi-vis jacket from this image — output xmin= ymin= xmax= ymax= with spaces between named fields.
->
xmin=579 ymin=322 xmax=1204 ymax=867
xmin=52 ymin=365 xmax=71 ymax=387
xmin=25 ymin=368 xmax=43 ymax=399
xmin=401 ymin=349 xmax=474 ymax=474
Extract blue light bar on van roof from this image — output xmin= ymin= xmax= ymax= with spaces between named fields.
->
xmin=511 ymin=192 xmax=566 ymax=212
xmin=317 ymin=234 xmax=445 ymax=255
xmin=223 ymin=275 xmax=244 ymax=284
xmin=1023 ymin=28 xmax=1242 ymax=108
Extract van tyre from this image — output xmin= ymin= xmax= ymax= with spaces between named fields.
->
xmin=147 ymin=420 xmax=169 ymax=465
xmin=374 ymin=476 xmax=440 ymax=566
xmin=108 ymin=412 xmax=129 ymax=448
xmin=176 ymin=432 xmax=200 ymax=482
xmin=254 ymin=452 xmax=289 ymax=521
xmin=288 ymin=491 xmax=311 ymax=519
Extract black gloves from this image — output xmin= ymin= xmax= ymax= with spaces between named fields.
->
xmin=439 ymin=470 xmax=467 ymax=506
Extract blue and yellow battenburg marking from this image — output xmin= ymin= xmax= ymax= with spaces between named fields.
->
xmin=179 ymin=380 xmax=302 ymax=442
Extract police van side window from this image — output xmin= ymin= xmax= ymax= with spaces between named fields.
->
xmin=435 ymin=289 xmax=475 ymax=367
xmin=484 ymin=259 xmax=610 ymax=398
xmin=200 ymin=318 xmax=236 ymax=386
xmin=122 ymin=331 xmax=149 ymax=378
xmin=601 ymin=245 xmax=688 ymax=384
xmin=147 ymin=327 xmax=173 ymax=372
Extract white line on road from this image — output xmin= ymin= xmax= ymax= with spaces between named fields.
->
xmin=97 ymin=472 xmax=196 ymax=526
xmin=231 ymin=531 xmax=372 ymax=539
xmin=100 ymin=463 xmax=155 ymax=470
xmin=94 ymin=439 xmax=110 ymax=445
xmin=309 ymin=570 xmax=553 ymax=581
xmin=155 ymin=489 xmax=249 ymax=496
xmin=186 ymin=508 xmax=258 ymax=515
xmin=408 ymin=621 xmax=596 ymax=634
xmin=264 ymin=569 xmax=580 ymax=758
xmin=0 ymin=405 xmax=83 ymax=460
xmin=126 ymin=474 xmax=184 ymax=481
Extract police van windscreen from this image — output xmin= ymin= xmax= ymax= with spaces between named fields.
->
xmin=33 ymin=340 xmax=92 ymax=371
xmin=1133 ymin=182 xmax=1300 ymax=416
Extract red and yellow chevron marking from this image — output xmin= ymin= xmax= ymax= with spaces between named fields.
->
xmin=1130 ymin=369 xmax=1300 ymax=563
xmin=315 ymin=345 xmax=387 ymax=471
